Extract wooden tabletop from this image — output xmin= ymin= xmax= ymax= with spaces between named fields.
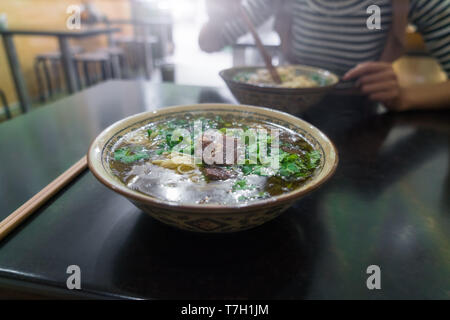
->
xmin=0 ymin=81 xmax=448 ymax=299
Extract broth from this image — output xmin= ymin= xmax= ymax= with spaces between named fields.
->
xmin=108 ymin=115 xmax=321 ymax=205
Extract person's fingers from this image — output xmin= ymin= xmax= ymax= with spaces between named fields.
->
xmin=357 ymin=70 xmax=397 ymax=86
xmin=361 ymin=81 xmax=398 ymax=94
xmin=343 ymin=62 xmax=391 ymax=80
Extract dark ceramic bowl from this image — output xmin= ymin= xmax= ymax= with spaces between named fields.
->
xmin=220 ymin=65 xmax=339 ymax=114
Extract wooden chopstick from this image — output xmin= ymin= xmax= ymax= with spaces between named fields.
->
xmin=0 ymin=156 xmax=88 ymax=242
xmin=238 ymin=4 xmax=282 ymax=84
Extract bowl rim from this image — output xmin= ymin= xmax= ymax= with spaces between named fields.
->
xmin=219 ymin=64 xmax=340 ymax=93
xmin=88 ymin=103 xmax=339 ymax=213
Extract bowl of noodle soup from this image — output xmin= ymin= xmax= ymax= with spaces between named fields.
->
xmin=88 ymin=103 xmax=338 ymax=233
xmin=220 ymin=65 xmax=339 ymax=114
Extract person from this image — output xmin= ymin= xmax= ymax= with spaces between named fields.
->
xmin=80 ymin=1 xmax=108 ymax=25
xmin=199 ymin=0 xmax=450 ymax=111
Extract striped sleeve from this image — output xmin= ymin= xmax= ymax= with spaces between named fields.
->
xmin=221 ymin=0 xmax=276 ymax=45
xmin=409 ymin=0 xmax=450 ymax=76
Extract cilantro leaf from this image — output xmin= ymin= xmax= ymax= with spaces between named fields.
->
xmin=232 ymin=179 xmax=257 ymax=192
xmin=232 ymin=179 xmax=248 ymax=191
xmin=305 ymin=150 xmax=321 ymax=169
xmin=238 ymin=195 xmax=249 ymax=201
xmin=114 ymin=147 xmax=149 ymax=164
xmin=242 ymin=165 xmax=254 ymax=175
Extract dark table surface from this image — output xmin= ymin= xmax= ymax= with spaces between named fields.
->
xmin=0 ymin=81 xmax=448 ymax=299
xmin=108 ymin=18 xmax=173 ymax=26
xmin=0 ymin=27 xmax=121 ymax=38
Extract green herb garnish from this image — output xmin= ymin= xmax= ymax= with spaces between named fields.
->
xmin=114 ymin=147 xmax=149 ymax=164
xmin=305 ymin=150 xmax=321 ymax=169
xmin=238 ymin=195 xmax=248 ymax=201
xmin=232 ymin=179 xmax=248 ymax=191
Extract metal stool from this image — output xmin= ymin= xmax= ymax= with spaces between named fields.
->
xmin=74 ymin=51 xmax=112 ymax=87
xmin=34 ymin=46 xmax=83 ymax=102
xmin=96 ymin=47 xmax=126 ymax=79
xmin=34 ymin=52 xmax=59 ymax=102
xmin=0 ymin=89 xmax=11 ymax=120
xmin=113 ymin=35 xmax=157 ymax=79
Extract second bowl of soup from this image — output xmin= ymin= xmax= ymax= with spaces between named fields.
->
xmin=88 ymin=103 xmax=338 ymax=233
xmin=220 ymin=65 xmax=339 ymax=114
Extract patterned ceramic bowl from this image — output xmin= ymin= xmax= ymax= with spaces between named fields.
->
xmin=220 ymin=65 xmax=339 ymax=114
xmin=88 ymin=104 xmax=338 ymax=233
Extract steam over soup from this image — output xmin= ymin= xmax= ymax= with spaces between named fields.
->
xmin=108 ymin=114 xmax=321 ymax=205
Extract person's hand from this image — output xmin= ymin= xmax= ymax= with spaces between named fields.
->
xmin=343 ymin=62 xmax=409 ymax=111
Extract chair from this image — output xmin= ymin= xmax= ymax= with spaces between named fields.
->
xmin=74 ymin=51 xmax=113 ymax=87
xmin=34 ymin=46 xmax=83 ymax=102
xmin=34 ymin=51 xmax=60 ymax=102
xmin=0 ymin=89 xmax=11 ymax=120
xmin=95 ymin=47 xmax=126 ymax=79
xmin=113 ymin=35 xmax=157 ymax=79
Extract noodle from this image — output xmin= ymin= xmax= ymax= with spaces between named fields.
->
xmin=177 ymin=164 xmax=195 ymax=174
xmin=236 ymin=66 xmax=321 ymax=88
xmin=153 ymin=152 xmax=196 ymax=172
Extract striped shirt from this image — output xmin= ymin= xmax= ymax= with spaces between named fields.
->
xmin=221 ymin=0 xmax=450 ymax=76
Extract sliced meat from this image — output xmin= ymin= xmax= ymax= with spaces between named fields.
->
xmin=280 ymin=132 xmax=311 ymax=155
xmin=201 ymin=133 xmax=214 ymax=150
xmin=281 ymin=145 xmax=305 ymax=156
xmin=280 ymin=132 xmax=299 ymax=145
xmin=202 ymin=166 xmax=234 ymax=181
xmin=201 ymin=133 xmax=239 ymax=165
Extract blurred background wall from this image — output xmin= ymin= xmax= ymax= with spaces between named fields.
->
xmin=0 ymin=0 xmax=131 ymax=105
xmin=0 ymin=0 xmax=445 ymax=110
